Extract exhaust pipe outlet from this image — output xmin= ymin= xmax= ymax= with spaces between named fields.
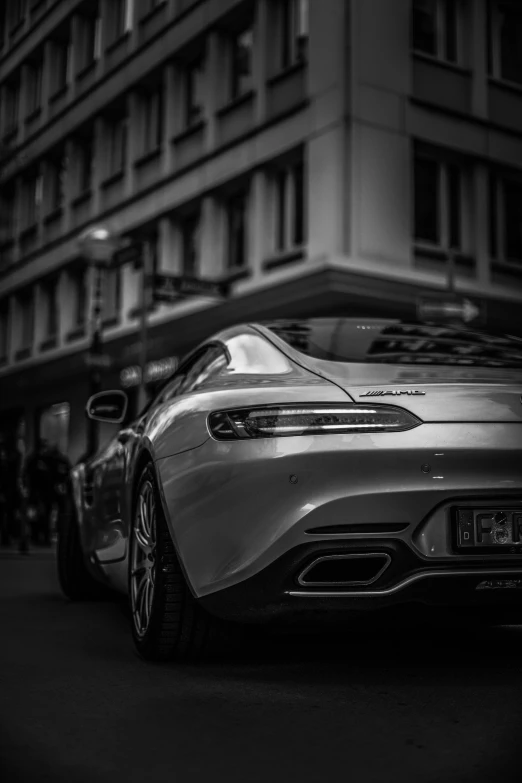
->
xmin=297 ymin=553 xmax=391 ymax=587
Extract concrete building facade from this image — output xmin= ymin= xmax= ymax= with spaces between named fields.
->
xmin=0 ymin=0 xmax=521 ymax=462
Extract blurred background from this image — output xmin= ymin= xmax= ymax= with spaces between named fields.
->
xmin=0 ymin=0 xmax=521 ymax=468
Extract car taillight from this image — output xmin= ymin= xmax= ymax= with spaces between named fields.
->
xmin=208 ymin=405 xmax=422 ymax=440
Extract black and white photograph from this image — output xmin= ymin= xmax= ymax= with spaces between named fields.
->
xmin=1 ymin=1 xmax=522 ymax=781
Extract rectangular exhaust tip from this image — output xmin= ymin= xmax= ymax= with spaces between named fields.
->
xmin=297 ymin=553 xmax=391 ymax=587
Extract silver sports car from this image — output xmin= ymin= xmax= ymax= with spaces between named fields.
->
xmin=58 ymin=318 xmax=522 ymax=661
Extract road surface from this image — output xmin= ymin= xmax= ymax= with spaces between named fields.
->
xmin=0 ymin=546 xmax=521 ymax=782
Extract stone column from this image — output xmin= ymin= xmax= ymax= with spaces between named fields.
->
xmin=253 ymin=0 xmax=268 ymax=124
xmin=68 ymin=14 xmax=83 ymax=102
xmin=200 ymin=196 xmax=224 ymax=278
xmin=162 ymin=62 xmax=175 ymax=174
xmin=205 ymin=31 xmax=222 ymax=151
xmin=18 ymin=64 xmax=30 ymax=144
xmin=248 ymin=170 xmax=268 ymax=282
xmin=474 ymin=164 xmax=490 ymax=287
xmin=41 ymin=40 xmax=53 ymax=125
xmin=126 ymin=91 xmax=140 ymax=197
xmin=470 ymin=0 xmax=488 ymax=119
xmin=62 ymin=138 xmax=75 ymax=233
xmin=91 ymin=117 xmax=104 ymax=214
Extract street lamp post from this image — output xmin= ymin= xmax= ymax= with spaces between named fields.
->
xmin=77 ymin=226 xmax=120 ymax=458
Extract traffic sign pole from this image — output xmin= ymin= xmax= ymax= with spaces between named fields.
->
xmin=138 ymin=242 xmax=153 ymax=411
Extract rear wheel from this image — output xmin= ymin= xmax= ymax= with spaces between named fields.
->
xmin=129 ymin=464 xmax=233 ymax=662
xmin=57 ymin=502 xmax=109 ymax=601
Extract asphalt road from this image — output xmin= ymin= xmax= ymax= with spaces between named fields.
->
xmin=1 ymin=547 xmax=521 ymax=783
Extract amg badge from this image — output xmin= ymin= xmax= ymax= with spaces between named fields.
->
xmin=359 ymin=390 xmax=426 ymax=397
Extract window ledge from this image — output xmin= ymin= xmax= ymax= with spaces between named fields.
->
xmin=412 ymin=51 xmax=471 ymax=75
xmin=101 ymin=315 xmax=120 ymax=329
xmin=66 ymin=325 xmax=87 ymax=343
xmin=25 ymin=106 xmax=42 ymax=124
xmin=15 ymin=347 xmax=32 ymax=362
xmin=217 ymin=90 xmax=256 ymax=118
xmin=29 ymin=0 xmax=46 ymax=13
xmin=267 ymin=60 xmax=307 ymax=87
xmin=2 ymin=127 xmax=18 ymax=144
xmin=9 ymin=20 xmax=24 ymax=38
xmin=262 ymin=247 xmax=305 ymax=271
xmin=134 ymin=147 xmax=162 ymax=168
xmin=171 ymin=120 xmax=206 ymax=145
xmin=105 ymin=31 xmax=130 ymax=55
xmin=77 ymin=59 xmax=97 ymax=82
xmin=101 ymin=170 xmax=125 ymax=189
xmin=414 ymin=245 xmax=475 ymax=268
xmin=49 ymin=84 xmax=68 ymax=104
xmin=43 ymin=207 xmax=63 ymax=225
xmin=20 ymin=224 xmax=38 ymax=240
xmin=72 ymin=190 xmax=92 ymax=208
xmin=139 ymin=1 xmax=167 ymax=26
xmin=128 ymin=302 xmax=158 ymax=319
xmin=223 ymin=266 xmax=251 ymax=283
xmin=491 ymin=260 xmax=522 ymax=278
xmin=39 ymin=336 xmax=58 ymax=352
xmin=487 ymin=76 xmax=522 ymax=95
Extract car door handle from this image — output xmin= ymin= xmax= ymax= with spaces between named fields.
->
xmin=117 ymin=431 xmax=132 ymax=445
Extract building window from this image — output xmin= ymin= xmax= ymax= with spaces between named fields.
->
xmin=231 ymin=27 xmax=254 ymax=101
xmin=0 ymin=304 xmax=8 ymax=361
xmin=281 ymin=0 xmax=309 ymax=70
xmin=26 ymin=57 xmax=43 ymax=115
xmin=18 ymin=291 xmax=34 ymax=351
xmin=489 ymin=1 xmax=522 ymax=86
xmin=489 ymin=175 xmax=522 ymax=264
xmin=274 ymin=159 xmax=306 ymax=252
xmin=77 ymin=136 xmax=94 ymax=194
xmin=181 ymin=214 xmax=200 ymax=276
xmin=226 ymin=191 xmax=249 ymax=269
xmin=42 ymin=278 xmax=59 ymax=340
xmin=108 ymin=115 xmax=128 ymax=175
xmin=413 ymin=154 xmax=466 ymax=252
xmin=21 ymin=173 xmax=43 ymax=228
xmin=4 ymin=79 xmax=20 ymax=134
xmin=141 ymin=86 xmax=163 ymax=154
xmin=80 ymin=12 xmax=102 ymax=70
xmin=108 ymin=0 xmax=132 ymax=44
xmin=8 ymin=0 xmax=26 ymax=32
xmin=102 ymin=269 xmax=121 ymax=323
xmin=184 ymin=60 xmax=205 ymax=127
xmin=51 ymin=38 xmax=72 ymax=95
xmin=0 ymin=185 xmax=15 ymax=245
xmin=412 ymin=0 xmax=458 ymax=63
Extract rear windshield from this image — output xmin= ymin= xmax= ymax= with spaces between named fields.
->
xmin=264 ymin=320 xmax=522 ymax=369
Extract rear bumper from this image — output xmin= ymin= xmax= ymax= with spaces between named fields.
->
xmin=155 ymin=422 xmax=522 ymax=615
xmin=198 ymin=538 xmax=522 ymax=624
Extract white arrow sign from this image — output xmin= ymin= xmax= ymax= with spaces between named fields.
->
xmin=417 ymin=297 xmax=483 ymax=324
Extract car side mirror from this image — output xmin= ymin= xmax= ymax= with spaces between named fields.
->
xmin=86 ymin=391 xmax=128 ymax=424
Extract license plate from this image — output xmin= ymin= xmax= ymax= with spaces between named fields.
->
xmin=455 ymin=508 xmax=522 ymax=553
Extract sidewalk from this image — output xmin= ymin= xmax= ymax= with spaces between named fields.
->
xmin=0 ymin=541 xmax=57 ymax=559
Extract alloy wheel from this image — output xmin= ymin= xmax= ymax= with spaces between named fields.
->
xmin=130 ymin=480 xmax=157 ymax=638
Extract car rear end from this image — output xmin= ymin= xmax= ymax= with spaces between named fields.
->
xmin=157 ymin=319 xmax=522 ymax=626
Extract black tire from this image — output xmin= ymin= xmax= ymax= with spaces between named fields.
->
xmin=57 ymin=502 xmax=109 ymax=601
xmin=130 ymin=464 xmax=236 ymax=662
